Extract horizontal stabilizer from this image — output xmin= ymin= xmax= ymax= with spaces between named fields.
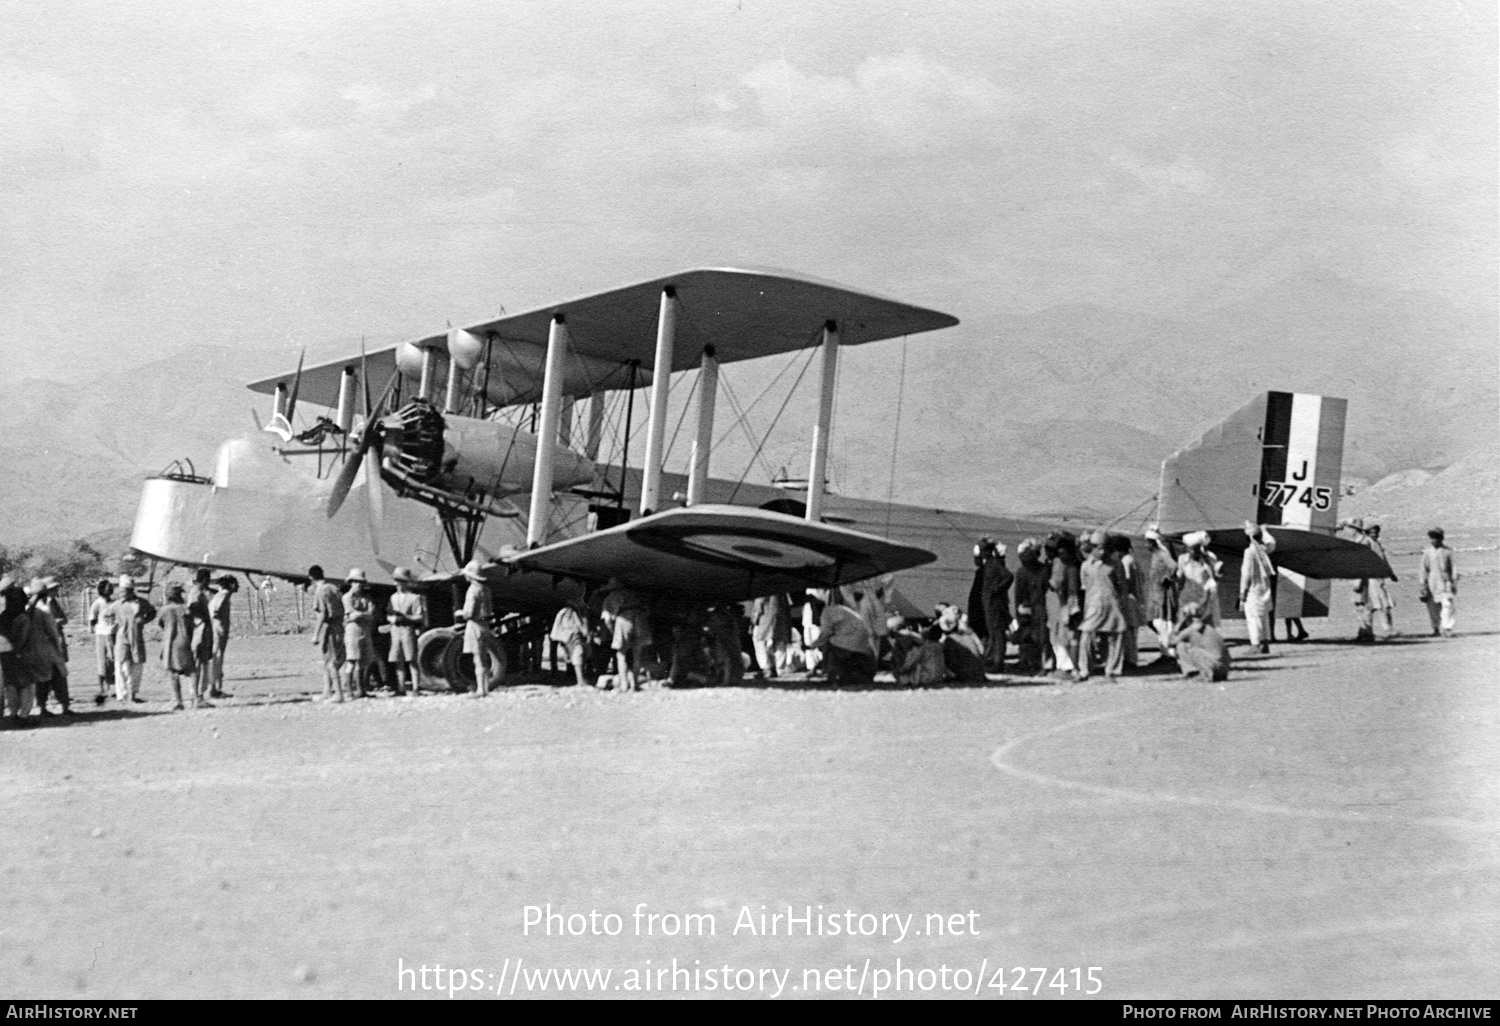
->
xmin=501 ymin=504 xmax=937 ymax=602
xmin=1205 ymin=526 xmax=1395 ymax=581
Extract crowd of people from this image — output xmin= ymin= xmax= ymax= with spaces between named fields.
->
xmin=529 ymin=522 xmax=1268 ymax=690
xmin=304 ymin=563 xmax=434 ymax=703
xmin=0 ymin=569 xmax=239 ymax=723
xmin=962 ymin=526 xmax=1236 ymax=684
xmin=0 ymin=521 xmax=1464 ymax=722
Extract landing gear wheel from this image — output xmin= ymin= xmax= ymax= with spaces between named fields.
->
xmin=415 ymin=627 xmax=509 ymax=691
xmin=416 ymin=628 xmax=459 ymax=691
xmin=443 ymin=634 xmax=508 ymax=691
xmin=442 ymin=635 xmax=475 ymax=692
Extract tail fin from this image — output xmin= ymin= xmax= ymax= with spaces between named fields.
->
xmin=1158 ymin=392 xmax=1366 ymax=621
xmin=1157 ymin=391 xmax=1347 ymax=536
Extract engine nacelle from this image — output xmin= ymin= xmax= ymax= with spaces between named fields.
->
xmin=380 ymin=402 xmax=591 ymax=500
xmin=438 ymin=414 xmax=593 ymax=496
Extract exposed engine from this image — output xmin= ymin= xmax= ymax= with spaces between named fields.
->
xmin=380 ymin=399 xmax=446 ymax=485
xmin=328 ymin=397 xmax=594 ymax=522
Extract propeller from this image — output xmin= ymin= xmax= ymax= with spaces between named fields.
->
xmin=326 ymin=340 xmax=401 ymax=526
xmin=328 ymin=339 xmax=377 ymax=519
xmin=365 ymin=431 xmax=385 ymax=555
xmin=328 ymin=417 xmax=382 ymax=519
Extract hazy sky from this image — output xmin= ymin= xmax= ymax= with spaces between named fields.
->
xmin=2 ymin=0 xmax=1494 ymax=382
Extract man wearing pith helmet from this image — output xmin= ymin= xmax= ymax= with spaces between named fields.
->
xmin=386 ymin=567 xmax=427 ymax=696
xmin=342 ymin=568 xmax=378 ymax=698
xmin=457 ymin=560 xmax=499 ymax=696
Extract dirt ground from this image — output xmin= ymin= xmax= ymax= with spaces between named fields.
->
xmin=3 ymin=541 xmax=1497 ymax=999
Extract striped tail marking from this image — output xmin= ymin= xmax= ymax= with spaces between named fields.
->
xmin=1274 ymin=567 xmax=1331 ymax=619
xmin=1255 ymin=392 xmax=1346 ymax=532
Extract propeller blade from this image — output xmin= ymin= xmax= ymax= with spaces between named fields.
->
xmin=373 ymin=369 xmax=400 ymax=417
xmin=285 ymin=348 xmax=306 ymax=427
xmin=251 ymin=408 xmax=264 ymax=433
xmin=327 ymin=435 xmax=368 ymax=518
xmin=365 ymin=440 xmax=385 ymax=555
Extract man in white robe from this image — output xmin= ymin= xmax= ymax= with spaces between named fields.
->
xmin=1239 ymin=521 xmax=1277 ymax=653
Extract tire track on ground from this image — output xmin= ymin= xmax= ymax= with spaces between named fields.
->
xmin=990 ymin=712 xmax=1497 ymax=834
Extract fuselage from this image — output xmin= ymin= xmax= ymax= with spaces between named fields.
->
xmin=131 ymin=411 xmax=1349 ymax=621
xmin=129 ymin=429 xmax=1068 ymax=616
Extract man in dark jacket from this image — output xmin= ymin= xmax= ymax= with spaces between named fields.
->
xmin=975 ymin=539 xmax=1014 ymax=672
xmin=25 ymin=578 xmax=71 ymax=716
xmin=1 ymin=576 xmax=35 ymax=723
xmin=1012 ymin=539 xmax=1051 ymax=676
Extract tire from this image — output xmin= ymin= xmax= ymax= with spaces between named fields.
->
xmin=419 ymin=627 xmax=509 ymax=691
xmin=442 ymin=634 xmax=475 ymax=691
xmin=443 ymin=631 xmax=509 ymax=691
xmin=416 ymin=628 xmax=458 ymax=691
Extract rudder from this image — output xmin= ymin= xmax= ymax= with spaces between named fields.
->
xmin=1157 ymin=391 xmax=1347 ymax=536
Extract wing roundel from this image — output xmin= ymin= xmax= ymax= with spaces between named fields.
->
xmin=506 ymin=504 xmax=936 ymax=601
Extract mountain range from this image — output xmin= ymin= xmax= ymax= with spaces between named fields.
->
xmin=2 ymin=270 xmax=1493 ymax=549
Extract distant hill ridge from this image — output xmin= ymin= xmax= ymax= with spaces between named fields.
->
xmin=3 ymin=271 xmax=1493 ymax=544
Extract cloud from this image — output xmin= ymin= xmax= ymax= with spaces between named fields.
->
xmin=1381 ymin=132 xmax=1486 ymax=203
xmin=342 ymin=81 xmax=437 ymax=115
xmin=735 ymin=51 xmax=1009 ymax=155
xmin=0 ymin=70 xmax=98 ymax=185
xmin=0 ymin=1 xmax=1489 ymax=385
xmin=1105 ymin=147 xmax=1212 ymax=195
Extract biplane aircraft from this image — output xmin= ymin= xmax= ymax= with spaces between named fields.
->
xmin=129 ymin=267 xmax=1392 ymax=687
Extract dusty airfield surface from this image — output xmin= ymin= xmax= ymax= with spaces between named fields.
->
xmin=3 ymin=543 xmax=1497 ymax=1000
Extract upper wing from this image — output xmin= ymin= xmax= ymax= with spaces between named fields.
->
xmin=246 ymin=267 xmax=958 ymax=412
xmin=501 ymin=504 xmax=937 ymax=602
xmin=1206 ymin=527 xmax=1396 ymax=580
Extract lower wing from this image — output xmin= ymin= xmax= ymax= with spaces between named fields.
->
xmin=502 ymin=504 xmax=936 ymax=602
